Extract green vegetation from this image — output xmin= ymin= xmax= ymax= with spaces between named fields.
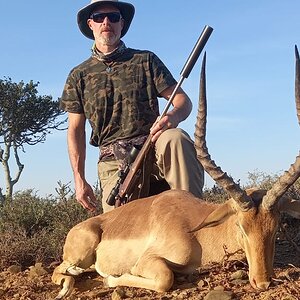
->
xmin=0 ymin=188 xmax=90 ymax=271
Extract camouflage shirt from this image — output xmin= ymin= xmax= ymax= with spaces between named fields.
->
xmin=60 ymin=47 xmax=177 ymax=147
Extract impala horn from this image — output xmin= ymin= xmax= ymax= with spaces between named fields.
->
xmin=262 ymin=45 xmax=300 ymax=210
xmin=194 ymin=53 xmax=253 ymax=210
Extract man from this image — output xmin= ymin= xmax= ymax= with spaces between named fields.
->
xmin=60 ymin=0 xmax=204 ymax=213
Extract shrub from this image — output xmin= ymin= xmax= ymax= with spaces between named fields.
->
xmin=203 ymin=184 xmax=228 ymax=203
xmin=245 ymin=169 xmax=279 ymax=190
xmin=0 ymin=189 xmax=90 ymax=270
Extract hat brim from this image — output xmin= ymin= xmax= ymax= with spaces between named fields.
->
xmin=77 ymin=1 xmax=135 ymax=40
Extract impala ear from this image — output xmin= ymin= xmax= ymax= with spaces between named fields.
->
xmin=189 ymin=199 xmax=236 ymax=233
xmin=278 ymin=196 xmax=300 ymax=219
xmin=245 ymin=188 xmax=267 ymax=201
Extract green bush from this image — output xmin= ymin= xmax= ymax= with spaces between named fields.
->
xmin=0 ymin=190 xmax=56 ymax=237
xmin=245 ymin=169 xmax=279 ymax=190
xmin=0 ymin=189 xmax=90 ymax=270
xmin=203 ymin=184 xmax=228 ymax=203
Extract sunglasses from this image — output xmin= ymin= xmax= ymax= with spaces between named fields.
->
xmin=90 ymin=12 xmax=122 ymax=23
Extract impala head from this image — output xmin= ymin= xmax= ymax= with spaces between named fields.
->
xmin=194 ymin=46 xmax=300 ymax=290
xmin=231 ymin=188 xmax=278 ymax=290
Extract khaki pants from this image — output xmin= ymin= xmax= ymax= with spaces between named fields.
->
xmin=98 ymin=128 xmax=204 ymax=213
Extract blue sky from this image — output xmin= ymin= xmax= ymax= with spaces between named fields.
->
xmin=0 ymin=0 xmax=300 ymax=196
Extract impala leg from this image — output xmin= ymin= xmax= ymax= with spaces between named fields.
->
xmin=52 ymin=261 xmax=78 ymax=299
xmin=52 ymin=259 xmax=96 ymax=299
xmin=102 ymin=256 xmax=174 ymax=292
xmin=52 ymin=224 xmax=101 ymax=299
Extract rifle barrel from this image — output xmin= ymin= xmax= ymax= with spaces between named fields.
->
xmin=160 ymin=25 xmax=213 ymax=120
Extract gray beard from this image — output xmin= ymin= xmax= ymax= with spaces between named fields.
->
xmin=96 ymin=34 xmax=120 ymax=47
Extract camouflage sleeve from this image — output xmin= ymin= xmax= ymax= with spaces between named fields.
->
xmin=59 ymin=69 xmax=84 ymax=114
xmin=149 ymin=52 xmax=177 ymax=97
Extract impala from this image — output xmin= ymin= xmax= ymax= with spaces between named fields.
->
xmin=52 ymin=46 xmax=300 ymax=299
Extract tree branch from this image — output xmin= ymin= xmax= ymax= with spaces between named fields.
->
xmin=11 ymin=142 xmax=24 ymax=186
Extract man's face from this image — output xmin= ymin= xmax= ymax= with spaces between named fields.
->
xmin=88 ymin=5 xmax=124 ymax=48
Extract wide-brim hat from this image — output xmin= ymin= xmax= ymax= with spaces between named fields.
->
xmin=77 ymin=0 xmax=135 ymax=40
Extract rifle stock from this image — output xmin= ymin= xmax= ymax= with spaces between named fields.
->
xmin=107 ymin=25 xmax=214 ymax=206
xmin=118 ymin=136 xmax=153 ymax=200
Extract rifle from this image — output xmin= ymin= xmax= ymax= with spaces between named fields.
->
xmin=106 ymin=25 xmax=214 ymax=207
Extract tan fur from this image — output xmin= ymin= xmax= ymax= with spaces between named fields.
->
xmin=52 ymin=188 xmax=300 ymax=298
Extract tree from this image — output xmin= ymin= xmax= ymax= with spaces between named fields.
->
xmin=0 ymin=77 xmax=66 ymax=199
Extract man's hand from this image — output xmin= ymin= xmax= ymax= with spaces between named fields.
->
xmin=150 ymin=113 xmax=179 ymax=142
xmin=75 ymin=178 xmax=97 ymax=212
xmin=150 ymin=85 xmax=192 ymax=142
